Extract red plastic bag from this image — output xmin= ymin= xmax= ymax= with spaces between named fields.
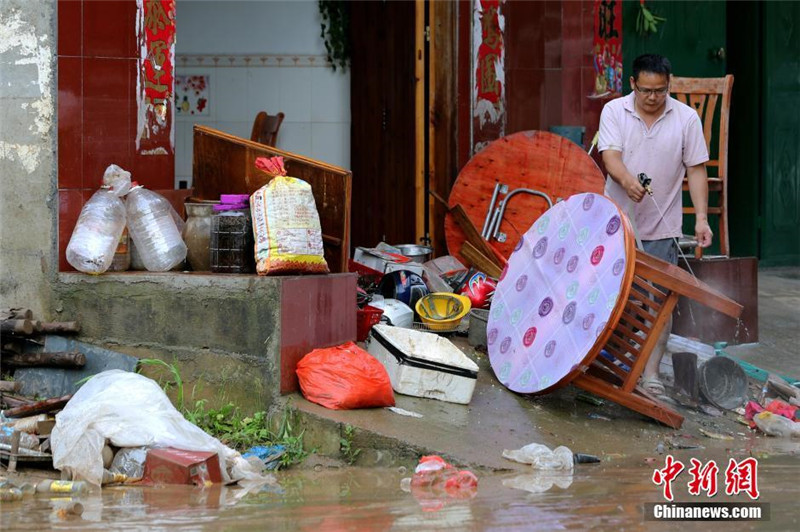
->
xmin=296 ymin=342 xmax=395 ymax=410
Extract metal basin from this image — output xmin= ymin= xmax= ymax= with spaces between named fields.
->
xmin=395 ymin=244 xmax=433 ymax=263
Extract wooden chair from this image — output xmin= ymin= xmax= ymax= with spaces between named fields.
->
xmin=249 ymin=111 xmax=285 ymax=147
xmin=573 ymin=250 xmax=743 ymax=428
xmin=670 ymin=75 xmax=734 ymax=257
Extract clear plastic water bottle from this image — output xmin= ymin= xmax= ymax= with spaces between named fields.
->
xmin=66 ymin=187 xmax=127 ymax=274
xmin=126 ymin=184 xmax=187 ymax=272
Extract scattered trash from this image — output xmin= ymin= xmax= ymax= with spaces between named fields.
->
xmin=576 ymin=392 xmax=604 ymax=407
xmin=573 ymin=453 xmax=601 ymax=464
xmin=368 ymin=298 xmax=414 ymax=328
xmin=671 ymin=351 xmax=699 ymax=400
xmin=699 ymin=404 xmax=723 ymax=417
xmin=666 ymin=438 xmax=703 ymax=450
xmin=109 ymin=446 xmax=147 ymax=479
xmin=502 ymin=443 xmax=574 ymax=471
xmin=698 ymin=428 xmax=734 ymax=441
xmin=242 ymin=445 xmax=286 ymax=470
xmin=467 ymin=308 xmax=489 ymax=348
xmin=50 ymin=370 xmax=268 ymax=486
xmin=35 ymin=479 xmax=89 ymax=494
xmin=295 ymin=341 xmax=395 ymax=410
xmin=0 ymin=486 xmax=24 ymax=502
xmin=386 ymin=407 xmax=424 ymax=418
xmin=644 ymin=457 xmax=657 ymax=465
xmin=353 ymin=246 xmax=424 ymax=277
xmin=655 ymin=442 xmax=666 ymax=455
xmin=587 ymin=412 xmax=612 ymax=421
xmin=752 ymin=411 xmax=800 ymax=438
xmin=51 ymin=500 xmax=84 ymax=517
xmin=698 ymin=356 xmax=748 ymax=411
xmin=143 ymin=448 xmax=221 ymax=486
xmin=15 ymin=335 xmax=138 ymax=398
xmin=415 ymin=293 xmax=471 ymax=332
xmin=401 ymin=455 xmax=478 ymax=511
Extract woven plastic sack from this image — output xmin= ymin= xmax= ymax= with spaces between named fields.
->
xmin=296 ymin=342 xmax=395 ymax=410
xmin=250 ymin=156 xmax=329 ymax=275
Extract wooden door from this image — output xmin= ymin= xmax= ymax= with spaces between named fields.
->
xmin=350 ymin=1 xmax=417 ymax=248
xmin=760 ymin=1 xmax=800 ymax=266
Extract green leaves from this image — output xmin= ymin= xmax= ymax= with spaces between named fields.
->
xmin=636 ymin=2 xmax=666 ymax=36
xmin=319 ymin=1 xmax=351 ymax=72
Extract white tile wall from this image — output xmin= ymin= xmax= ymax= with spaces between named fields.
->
xmin=174 ymin=1 xmax=351 ymax=188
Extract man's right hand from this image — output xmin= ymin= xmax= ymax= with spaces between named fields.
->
xmin=602 ymin=149 xmax=645 ymax=203
xmin=623 ymin=175 xmax=646 ymax=202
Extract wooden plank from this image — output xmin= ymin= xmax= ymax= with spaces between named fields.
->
xmin=429 ymin=0 xmax=457 ymax=257
xmin=2 ymin=394 xmax=72 ymax=419
xmin=1 ymin=320 xmax=33 ymax=335
xmin=635 ymin=252 xmax=743 ymax=318
xmin=2 ymin=351 xmax=86 ymax=368
xmin=574 ymin=373 xmax=684 ymax=429
xmin=450 ymin=204 xmax=503 ymax=268
xmin=622 ymin=292 xmax=680 ymax=393
xmin=0 ymin=308 xmax=33 ymax=320
xmin=0 ymin=381 xmax=21 ymax=393
xmin=621 ymin=305 xmax=655 ymax=333
xmin=35 ymin=321 xmax=80 ymax=334
xmin=460 ymin=242 xmax=503 ymax=279
xmin=415 ymin=0 xmax=425 ymax=243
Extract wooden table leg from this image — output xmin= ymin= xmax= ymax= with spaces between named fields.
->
xmin=574 ymin=373 xmax=684 ymax=429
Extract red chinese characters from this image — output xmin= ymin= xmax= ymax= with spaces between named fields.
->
xmin=652 ymin=455 xmax=685 ymax=501
xmin=687 ymin=458 xmax=719 ymax=497
xmin=653 ymin=456 xmax=760 ymax=501
xmin=136 ymin=0 xmax=175 ymax=154
xmin=724 ymin=457 xmax=760 ymax=500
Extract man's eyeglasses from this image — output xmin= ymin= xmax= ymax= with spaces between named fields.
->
xmin=634 ymin=84 xmax=669 ymax=96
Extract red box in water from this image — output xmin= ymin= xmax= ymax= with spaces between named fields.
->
xmin=143 ymin=448 xmax=223 ymax=486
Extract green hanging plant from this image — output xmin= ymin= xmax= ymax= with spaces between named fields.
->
xmin=636 ymin=0 xmax=666 ymax=36
xmin=319 ymin=1 xmax=351 ymax=72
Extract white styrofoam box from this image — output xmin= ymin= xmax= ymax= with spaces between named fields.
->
xmin=279 ymin=68 xmax=313 ymax=123
xmin=311 ymin=68 xmax=351 ymax=123
xmin=366 ymin=324 xmax=479 ymax=404
xmin=311 ymin=122 xmax=350 ymax=169
xmin=368 ymin=299 xmax=414 ymax=328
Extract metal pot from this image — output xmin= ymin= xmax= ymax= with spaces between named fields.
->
xmin=395 ymin=244 xmax=433 ymax=263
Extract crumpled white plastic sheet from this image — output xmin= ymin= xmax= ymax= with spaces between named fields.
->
xmin=502 ymin=443 xmax=574 ymax=471
xmin=51 ymin=370 xmax=269 ymax=486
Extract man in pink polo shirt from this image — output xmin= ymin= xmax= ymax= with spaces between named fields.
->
xmin=598 ymin=53 xmax=712 ymax=397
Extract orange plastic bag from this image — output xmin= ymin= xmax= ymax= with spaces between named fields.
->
xmin=296 ymin=342 xmax=395 ymax=410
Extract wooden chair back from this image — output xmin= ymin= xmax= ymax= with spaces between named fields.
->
xmin=670 ymin=75 xmax=734 ymax=256
xmin=250 ymin=111 xmax=285 ymax=147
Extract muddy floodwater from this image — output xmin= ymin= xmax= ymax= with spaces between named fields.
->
xmin=2 ymin=453 xmax=797 ymax=531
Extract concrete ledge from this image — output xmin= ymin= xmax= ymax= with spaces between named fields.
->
xmin=53 ymin=272 xmax=356 ymax=412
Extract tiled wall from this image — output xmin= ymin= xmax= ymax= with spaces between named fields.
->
xmin=173 ymin=1 xmax=351 ymax=188
xmin=174 ymin=55 xmax=351 ymax=188
xmin=504 ymin=0 xmax=604 ymax=154
xmin=57 ymin=0 xmax=176 ymax=271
